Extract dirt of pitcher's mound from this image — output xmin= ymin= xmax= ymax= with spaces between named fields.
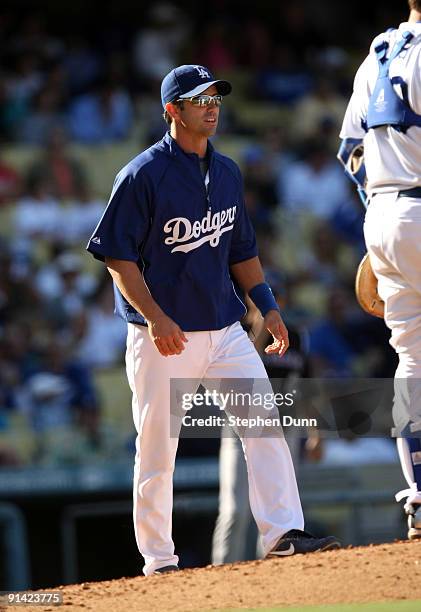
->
xmin=8 ymin=540 xmax=421 ymax=612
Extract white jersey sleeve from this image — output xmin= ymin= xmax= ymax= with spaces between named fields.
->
xmin=339 ymin=55 xmax=373 ymax=140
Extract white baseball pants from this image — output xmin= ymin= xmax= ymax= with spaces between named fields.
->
xmin=212 ymin=432 xmax=301 ymax=564
xmin=364 ymin=191 xmax=421 ymax=506
xmin=125 ymin=321 xmax=304 ymax=575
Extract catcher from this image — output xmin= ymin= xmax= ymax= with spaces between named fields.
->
xmin=338 ymin=0 xmax=421 ymax=540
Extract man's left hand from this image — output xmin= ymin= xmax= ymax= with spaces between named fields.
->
xmin=263 ymin=310 xmax=289 ymax=357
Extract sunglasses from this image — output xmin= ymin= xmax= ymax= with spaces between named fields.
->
xmin=177 ymin=94 xmax=223 ymax=107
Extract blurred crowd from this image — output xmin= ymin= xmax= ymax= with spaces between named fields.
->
xmin=0 ymin=2 xmax=401 ymax=467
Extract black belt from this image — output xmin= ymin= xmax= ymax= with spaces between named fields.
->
xmin=398 ymin=187 xmax=421 ymax=198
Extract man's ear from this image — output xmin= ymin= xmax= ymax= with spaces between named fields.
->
xmin=165 ymin=102 xmax=179 ymax=122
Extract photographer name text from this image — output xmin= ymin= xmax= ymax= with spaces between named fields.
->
xmin=182 ymin=415 xmax=317 ymax=428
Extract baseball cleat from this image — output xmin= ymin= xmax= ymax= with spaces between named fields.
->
xmin=268 ymin=529 xmax=341 ymax=556
xmin=406 ymin=504 xmax=421 ymax=540
xmin=152 ymin=565 xmax=180 ymax=575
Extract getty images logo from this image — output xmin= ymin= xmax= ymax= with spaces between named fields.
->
xmin=163 ymin=206 xmax=237 ymax=253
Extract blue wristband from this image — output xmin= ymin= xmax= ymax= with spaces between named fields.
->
xmin=249 ymin=282 xmax=280 ymax=317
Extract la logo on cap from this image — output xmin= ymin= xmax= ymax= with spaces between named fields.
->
xmin=195 ymin=66 xmax=211 ymax=79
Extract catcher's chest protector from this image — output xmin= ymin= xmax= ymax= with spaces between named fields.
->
xmin=365 ymin=30 xmax=421 ymax=133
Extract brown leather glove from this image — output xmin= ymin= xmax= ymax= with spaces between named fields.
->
xmin=355 ymin=252 xmax=384 ymax=318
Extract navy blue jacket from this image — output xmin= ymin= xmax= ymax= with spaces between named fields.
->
xmin=86 ymin=132 xmax=257 ymax=331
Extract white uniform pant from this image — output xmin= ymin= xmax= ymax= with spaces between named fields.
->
xmin=212 ymin=432 xmax=301 ymax=564
xmin=125 ymin=321 xmax=304 ymax=575
xmin=364 ymin=192 xmax=421 ymax=505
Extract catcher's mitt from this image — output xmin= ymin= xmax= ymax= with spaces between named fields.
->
xmin=355 ymin=253 xmax=384 ymax=318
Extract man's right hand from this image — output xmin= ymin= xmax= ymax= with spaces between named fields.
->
xmin=104 ymin=258 xmax=189 ymax=357
xmin=147 ymin=313 xmax=188 ymax=356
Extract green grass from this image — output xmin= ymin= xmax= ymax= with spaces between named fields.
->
xmin=216 ymin=600 xmax=421 ymax=612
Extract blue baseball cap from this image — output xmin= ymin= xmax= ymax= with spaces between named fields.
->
xmin=161 ymin=64 xmax=232 ymax=108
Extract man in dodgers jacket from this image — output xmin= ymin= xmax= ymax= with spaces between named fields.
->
xmin=87 ymin=64 xmax=340 ymax=575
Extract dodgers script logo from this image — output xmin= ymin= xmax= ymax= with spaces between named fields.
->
xmin=164 ymin=206 xmax=237 ymax=253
